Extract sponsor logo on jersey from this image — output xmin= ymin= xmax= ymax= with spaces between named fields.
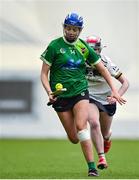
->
xmin=60 ymin=48 xmax=66 ymax=54
xmin=62 ymin=59 xmax=82 ymax=69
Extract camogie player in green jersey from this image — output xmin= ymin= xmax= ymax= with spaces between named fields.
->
xmin=40 ymin=12 xmax=126 ymax=177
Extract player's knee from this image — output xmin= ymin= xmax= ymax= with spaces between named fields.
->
xmin=71 ymin=139 xmax=79 ymax=144
xmin=103 ymin=130 xmax=112 ymax=140
xmin=67 ymin=136 xmax=79 ymax=144
xmin=77 ymin=129 xmax=90 ymax=142
xmin=76 ymin=122 xmax=87 ymax=131
xmin=89 ymin=120 xmax=100 ymax=130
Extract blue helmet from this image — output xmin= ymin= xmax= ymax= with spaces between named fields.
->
xmin=64 ymin=12 xmax=83 ymax=28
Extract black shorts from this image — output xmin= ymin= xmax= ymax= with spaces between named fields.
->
xmin=52 ymin=90 xmax=89 ymax=112
xmin=89 ymin=98 xmax=116 ymax=116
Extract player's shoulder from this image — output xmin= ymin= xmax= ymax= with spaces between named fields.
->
xmin=79 ymin=38 xmax=85 ymax=43
xmin=100 ymin=53 xmax=112 ymax=63
xmin=79 ymin=38 xmax=89 ymax=47
xmin=49 ymin=37 xmax=63 ymax=46
xmin=100 ymin=53 xmax=117 ymax=69
xmin=78 ymin=38 xmax=94 ymax=53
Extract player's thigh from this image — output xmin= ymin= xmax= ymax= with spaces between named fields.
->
xmin=57 ymin=110 xmax=78 ymax=143
xmin=73 ymin=99 xmax=89 ymax=130
xmin=88 ymin=103 xmax=100 ymax=127
xmin=99 ymin=112 xmax=113 ymax=134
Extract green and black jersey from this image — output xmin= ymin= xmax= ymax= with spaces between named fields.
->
xmin=40 ymin=37 xmax=100 ymax=97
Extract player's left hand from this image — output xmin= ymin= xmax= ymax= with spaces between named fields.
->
xmin=109 ymin=91 xmax=126 ymax=105
xmin=107 ymin=96 xmax=117 ymax=104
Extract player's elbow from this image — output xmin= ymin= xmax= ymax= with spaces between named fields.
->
xmin=40 ymin=71 xmax=47 ymax=88
xmin=40 ymin=72 xmax=44 ymax=85
xmin=124 ymin=78 xmax=130 ymax=90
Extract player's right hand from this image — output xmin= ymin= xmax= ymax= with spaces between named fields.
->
xmin=48 ymin=92 xmax=57 ymax=104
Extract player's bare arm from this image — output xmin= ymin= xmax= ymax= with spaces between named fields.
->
xmin=94 ymin=61 xmax=126 ymax=105
xmin=117 ymin=75 xmax=129 ymax=96
xmin=107 ymin=74 xmax=129 ymax=104
xmin=41 ymin=62 xmax=57 ymax=103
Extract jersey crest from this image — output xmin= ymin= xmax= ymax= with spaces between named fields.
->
xmin=60 ymin=48 xmax=66 ymax=54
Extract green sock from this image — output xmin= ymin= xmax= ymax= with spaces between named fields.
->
xmin=88 ymin=162 xmax=96 ymax=170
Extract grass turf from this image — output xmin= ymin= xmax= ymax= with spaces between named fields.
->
xmin=0 ymin=139 xmax=139 ymax=179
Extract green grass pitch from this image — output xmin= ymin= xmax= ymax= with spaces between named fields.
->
xmin=0 ymin=139 xmax=139 ymax=179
